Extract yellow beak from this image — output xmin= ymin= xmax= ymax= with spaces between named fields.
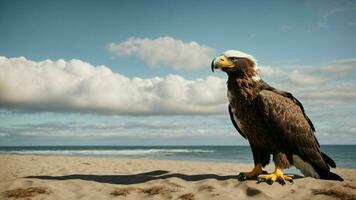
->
xmin=211 ymin=55 xmax=234 ymax=72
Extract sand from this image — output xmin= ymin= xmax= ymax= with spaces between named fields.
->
xmin=0 ymin=154 xmax=355 ymax=200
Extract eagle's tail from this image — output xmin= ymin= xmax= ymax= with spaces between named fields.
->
xmin=321 ymin=152 xmax=336 ymax=168
xmin=315 ymin=152 xmax=343 ymax=181
xmin=315 ymin=166 xmax=344 ymax=181
xmin=295 ymin=153 xmax=343 ymax=181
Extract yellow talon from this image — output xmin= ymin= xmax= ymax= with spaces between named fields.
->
xmin=238 ymin=164 xmax=264 ymax=180
xmin=257 ymin=168 xmax=293 ymax=185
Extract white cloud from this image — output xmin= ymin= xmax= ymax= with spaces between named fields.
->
xmin=259 ymin=65 xmax=327 ymax=85
xmin=258 ymin=65 xmax=286 ymax=77
xmin=107 ymin=36 xmax=215 ymax=70
xmin=288 ymin=70 xmax=326 ymax=85
xmin=322 ymin=58 xmax=356 ymax=74
xmin=1 ymin=56 xmax=355 ymax=116
xmin=0 ymin=56 xmax=227 ymax=115
xmin=255 ymin=59 xmax=356 ymax=108
xmin=0 ymin=116 xmax=235 ymax=138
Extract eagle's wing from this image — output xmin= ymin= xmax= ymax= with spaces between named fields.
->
xmin=228 ymin=104 xmax=246 ymax=139
xmin=256 ymin=90 xmax=328 ymax=171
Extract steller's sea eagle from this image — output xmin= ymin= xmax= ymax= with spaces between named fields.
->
xmin=211 ymin=50 xmax=343 ymax=184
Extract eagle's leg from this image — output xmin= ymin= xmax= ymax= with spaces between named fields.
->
xmin=237 ymin=163 xmax=266 ymax=180
xmin=238 ymin=145 xmax=270 ymax=180
xmin=257 ymin=153 xmax=293 ymax=185
xmin=257 ymin=167 xmax=293 ymax=185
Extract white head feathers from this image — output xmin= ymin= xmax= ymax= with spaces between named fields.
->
xmin=222 ymin=50 xmax=257 ymax=67
xmin=222 ymin=50 xmax=260 ymax=81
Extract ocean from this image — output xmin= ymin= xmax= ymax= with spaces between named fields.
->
xmin=0 ymin=145 xmax=355 ymax=169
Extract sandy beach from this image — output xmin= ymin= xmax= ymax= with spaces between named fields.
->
xmin=0 ymin=154 xmax=355 ymax=200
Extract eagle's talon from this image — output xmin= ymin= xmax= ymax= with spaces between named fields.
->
xmin=257 ymin=168 xmax=293 ymax=185
xmin=237 ymin=164 xmax=264 ymax=181
xmin=278 ymin=179 xmax=286 ymax=185
xmin=257 ymin=177 xmax=265 ymax=183
xmin=237 ymin=173 xmax=247 ymax=181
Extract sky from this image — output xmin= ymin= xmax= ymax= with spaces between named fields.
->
xmin=0 ymin=0 xmax=355 ymax=146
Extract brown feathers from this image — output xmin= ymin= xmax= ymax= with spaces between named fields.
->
xmin=226 ymin=71 xmax=342 ymax=180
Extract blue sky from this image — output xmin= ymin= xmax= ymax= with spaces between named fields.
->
xmin=0 ymin=0 xmax=355 ymax=146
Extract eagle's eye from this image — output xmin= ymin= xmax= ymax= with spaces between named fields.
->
xmin=229 ymin=57 xmax=239 ymax=62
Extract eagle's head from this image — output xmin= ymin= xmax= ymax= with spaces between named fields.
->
xmin=211 ymin=50 xmax=260 ymax=81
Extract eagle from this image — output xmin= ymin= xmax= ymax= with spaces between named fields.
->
xmin=211 ymin=50 xmax=343 ymax=184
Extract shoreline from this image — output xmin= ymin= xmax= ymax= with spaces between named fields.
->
xmin=1 ymin=154 xmax=355 ymax=200
xmin=1 ymin=153 xmax=355 ymax=170
xmin=0 ymin=152 xmax=250 ymax=163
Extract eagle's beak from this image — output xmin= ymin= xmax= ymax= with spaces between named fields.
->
xmin=211 ymin=58 xmax=215 ymax=72
xmin=211 ymin=55 xmax=233 ymax=72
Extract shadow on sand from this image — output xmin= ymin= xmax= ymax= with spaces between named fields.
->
xmin=25 ymin=170 xmax=304 ymax=185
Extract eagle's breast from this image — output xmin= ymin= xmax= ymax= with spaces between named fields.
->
xmin=227 ymin=90 xmax=245 ymax=132
xmin=227 ymin=88 xmax=270 ymax=147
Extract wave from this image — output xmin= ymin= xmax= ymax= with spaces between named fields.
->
xmin=0 ymin=149 xmax=215 ymax=156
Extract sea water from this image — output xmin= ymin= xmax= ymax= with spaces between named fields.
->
xmin=0 ymin=145 xmax=355 ymax=168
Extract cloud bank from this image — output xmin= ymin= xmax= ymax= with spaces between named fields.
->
xmin=0 ymin=56 xmax=355 ymax=115
xmin=0 ymin=116 xmax=233 ymax=138
xmin=258 ymin=60 xmax=356 ymax=106
xmin=107 ymin=36 xmax=215 ymax=70
xmin=0 ymin=56 xmax=227 ymax=115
